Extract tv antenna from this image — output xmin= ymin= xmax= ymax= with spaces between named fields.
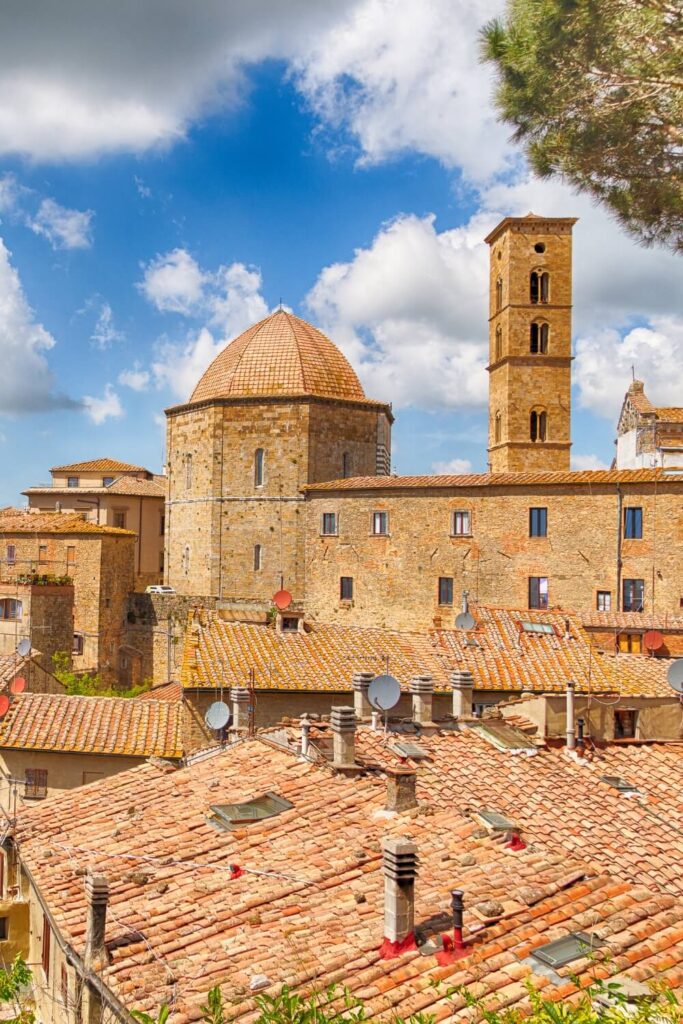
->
xmin=16 ymin=638 xmax=31 ymax=658
xmin=455 ymin=590 xmax=475 ymax=631
xmin=368 ymin=673 xmax=401 ymax=734
xmin=204 ymin=700 xmax=232 ymax=736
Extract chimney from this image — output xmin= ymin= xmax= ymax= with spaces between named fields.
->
xmin=230 ymin=686 xmax=250 ymax=732
xmin=330 ymin=706 xmax=356 ymax=766
xmin=451 ymin=670 xmax=474 ymax=718
xmin=380 ymin=837 xmax=418 ymax=957
xmin=566 ymin=680 xmax=576 ymax=750
xmin=300 ymin=713 xmax=311 ymax=759
xmin=353 ymin=671 xmax=374 ymax=719
xmin=386 ymin=767 xmax=417 ymax=812
xmin=410 ymin=674 xmax=433 ymax=725
xmin=84 ymin=872 xmax=109 ymax=969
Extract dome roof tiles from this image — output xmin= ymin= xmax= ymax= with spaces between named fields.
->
xmin=189 ymin=310 xmax=367 ymax=404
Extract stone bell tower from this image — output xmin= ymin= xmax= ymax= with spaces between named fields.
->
xmin=485 ymin=214 xmax=576 ymax=473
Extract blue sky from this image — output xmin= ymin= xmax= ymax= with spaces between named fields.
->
xmin=0 ymin=1 xmax=680 ymax=505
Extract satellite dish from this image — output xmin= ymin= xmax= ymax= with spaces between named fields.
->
xmin=16 ymin=638 xmax=31 ymax=658
xmin=368 ymin=674 xmax=401 ymax=711
xmin=667 ymin=659 xmax=683 ymax=694
xmin=205 ymin=701 xmax=231 ymax=731
xmin=643 ymin=630 xmax=664 ymax=652
xmin=10 ymin=677 xmax=26 ymax=695
xmin=273 ymin=590 xmax=293 ymax=611
xmin=0 ymin=695 xmax=10 ymax=718
xmin=455 ymin=612 xmax=476 ymax=631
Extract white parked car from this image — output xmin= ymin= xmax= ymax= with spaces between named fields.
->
xmin=145 ymin=585 xmax=176 ymax=595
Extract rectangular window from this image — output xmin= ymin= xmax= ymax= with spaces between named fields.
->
xmin=38 ymin=544 xmax=48 ymax=563
xmin=281 ymin=617 xmax=299 ymax=632
xmin=102 ymin=477 xmax=114 ymax=487
xmin=528 ymin=576 xmax=549 ymax=609
xmin=618 ymin=632 xmax=642 ymax=654
xmin=6 ymin=545 xmax=15 ymax=566
xmin=321 ymin=513 xmax=338 ymax=536
xmin=624 ymin=507 xmax=643 ymax=540
xmin=254 ymin=448 xmax=264 ymax=487
xmin=42 ymin=914 xmax=50 ymax=979
xmin=529 ymin=507 xmax=548 ymax=537
xmin=597 ymin=590 xmax=611 ymax=612
xmin=253 ymin=544 xmax=262 ymax=571
xmin=0 ymin=600 xmax=22 ymax=621
xmin=452 ymin=510 xmax=471 ymax=536
xmin=25 ymin=768 xmax=48 ymax=799
xmin=67 ymin=477 xmax=79 ymax=488
xmin=72 ymin=634 xmax=84 ymax=656
xmin=66 ymin=545 xmax=76 ymax=566
xmin=0 ymin=917 xmax=7 ymax=941
xmin=159 ymin=514 xmax=165 ymax=536
xmin=623 ymin=578 xmax=645 ymax=612
xmin=113 ymin=511 xmax=126 ymax=529
xmin=371 ymin=511 xmax=389 ymax=535
xmin=340 ymin=576 xmax=353 ymax=601
xmin=159 ymin=551 xmax=165 ymax=573
xmin=614 ymin=709 xmax=638 ymax=739
xmin=438 ymin=577 xmax=454 ymax=605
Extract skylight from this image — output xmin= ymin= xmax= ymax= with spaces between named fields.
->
xmin=519 ymin=621 xmax=556 ymax=635
xmin=531 ymin=932 xmax=602 ymax=968
xmin=600 ymin=775 xmax=639 ymax=794
xmin=475 ymin=809 xmax=515 ymax=832
xmin=391 ymin=741 xmax=429 ymax=760
xmin=208 ymin=792 xmax=293 ymax=831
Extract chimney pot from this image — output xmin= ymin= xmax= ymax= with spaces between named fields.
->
xmin=300 ymin=713 xmax=311 ymax=758
xmin=409 ymin=674 xmax=433 ymax=725
xmin=382 ymin=837 xmax=418 ymax=946
xmin=451 ymin=670 xmax=474 ymax=718
xmin=386 ymin=766 xmax=418 ymax=812
xmin=84 ymin=871 xmax=109 ymax=968
xmin=352 ymin=671 xmax=374 ymax=719
xmin=330 ymin=706 xmax=356 ymax=766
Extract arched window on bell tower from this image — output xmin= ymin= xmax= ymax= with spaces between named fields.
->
xmin=530 ymin=408 xmax=547 ymax=442
xmin=495 ymin=325 xmax=503 ymax=362
xmin=530 ymin=271 xmax=550 ymax=304
xmin=494 ymin=411 xmax=502 ymax=444
xmin=254 ymin=448 xmax=264 ymax=487
xmin=495 ymin=277 xmax=503 ymax=312
xmin=530 ymin=322 xmax=549 ymax=354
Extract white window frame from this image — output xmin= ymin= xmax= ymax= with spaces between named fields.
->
xmin=371 ymin=511 xmax=389 ymax=536
xmin=452 ymin=510 xmax=471 ymax=536
xmin=321 ymin=512 xmax=338 ymax=536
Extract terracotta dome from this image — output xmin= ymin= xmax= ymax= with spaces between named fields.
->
xmin=189 ymin=310 xmax=366 ymax=404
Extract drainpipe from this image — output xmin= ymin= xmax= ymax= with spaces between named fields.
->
xmin=616 ymin=484 xmax=623 ymax=611
xmin=566 ymin=680 xmax=576 ymax=750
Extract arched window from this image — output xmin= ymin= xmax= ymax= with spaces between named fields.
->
xmin=530 ymin=322 xmax=549 ymax=354
xmin=185 ymin=454 xmax=192 ymax=490
xmin=494 ymin=411 xmax=502 ymax=444
xmin=253 ymin=544 xmax=262 ymax=571
xmin=254 ymin=448 xmax=264 ymax=487
xmin=342 ymin=452 xmax=351 ymax=479
xmin=495 ymin=325 xmax=503 ymax=362
xmin=530 ymin=271 xmax=550 ymax=304
xmin=495 ymin=277 xmax=503 ymax=312
xmin=530 ymin=409 xmax=547 ymax=442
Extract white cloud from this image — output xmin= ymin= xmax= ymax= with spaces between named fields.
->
xmin=140 ymin=248 xmax=206 ymax=315
xmin=571 ymin=453 xmax=610 ymax=471
xmin=28 ymin=198 xmax=93 ymax=250
xmin=143 ymin=255 xmax=269 ymax=399
xmin=118 ymin=363 xmax=151 ymax=391
xmin=82 ymin=384 xmax=123 ymax=424
xmin=0 ymin=237 xmax=76 ymax=414
xmin=134 ymin=176 xmax=152 ymax=199
xmin=0 ymin=173 xmax=22 ymax=214
xmin=431 ymin=457 xmax=473 ymax=474
xmin=91 ymin=303 xmax=124 ymax=349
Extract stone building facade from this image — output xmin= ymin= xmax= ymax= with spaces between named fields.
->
xmin=486 ymin=215 xmax=575 ymax=473
xmin=165 ymin=310 xmax=392 ymax=605
xmin=615 ymin=380 xmax=683 ymax=469
xmin=0 ymin=511 xmax=135 ymax=684
xmin=303 ymin=470 xmax=683 ymax=630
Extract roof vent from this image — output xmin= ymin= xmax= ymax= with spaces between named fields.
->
xmin=330 ymin=705 xmax=356 ymax=767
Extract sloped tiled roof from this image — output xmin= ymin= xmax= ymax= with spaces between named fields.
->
xmin=181 ymin=608 xmax=672 ymax=697
xmin=24 ymin=477 xmax=165 ymax=498
xmin=656 ymin=407 xmax=683 ymax=422
xmin=137 ymin=681 xmax=184 ymax=702
xmin=0 ymin=693 xmax=183 ymax=758
xmin=0 ymin=654 xmax=31 ymax=690
xmin=14 ymin=737 xmax=683 ymax=1022
xmin=188 ymin=310 xmax=371 ymax=405
xmin=304 ymin=468 xmax=671 ymax=491
xmin=51 ymin=458 xmax=150 ymax=474
xmin=0 ymin=509 xmax=135 ymax=536
xmin=582 ymin=611 xmax=683 ymax=631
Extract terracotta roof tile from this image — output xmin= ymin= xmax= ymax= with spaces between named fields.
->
xmin=137 ymin=681 xmax=184 ymax=702
xmin=189 ymin=310 xmax=369 ymax=404
xmin=182 ymin=607 xmax=670 ymax=697
xmin=304 ymin=468 xmax=673 ymax=492
xmin=50 ymin=458 xmax=151 ymax=474
xmin=14 ymin=736 xmax=683 ymax=1023
xmin=582 ymin=611 xmax=683 ymax=631
xmin=0 ymin=509 xmax=135 ymax=536
xmin=24 ymin=477 xmax=165 ymax=498
xmin=655 ymin=408 xmax=683 ymax=422
xmin=0 ymin=692 xmax=183 ymax=758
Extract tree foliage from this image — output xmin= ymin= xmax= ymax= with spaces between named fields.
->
xmin=481 ymin=0 xmax=683 ymax=251
xmin=51 ymin=651 xmax=150 ymax=698
xmin=0 ymin=955 xmax=34 ymax=1024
